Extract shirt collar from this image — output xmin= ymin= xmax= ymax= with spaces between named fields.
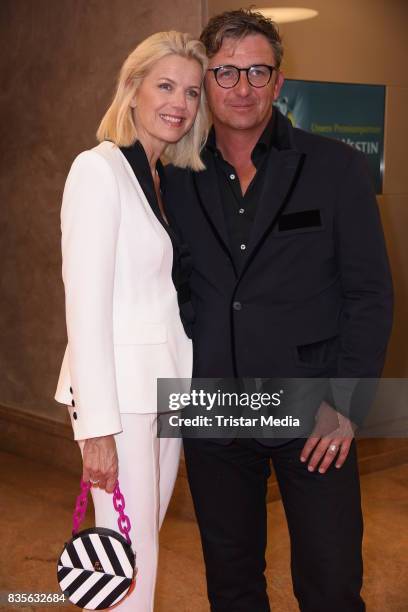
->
xmin=205 ymin=111 xmax=277 ymax=168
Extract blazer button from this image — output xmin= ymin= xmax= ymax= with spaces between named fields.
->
xmin=69 ymin=386 xmax=73 ymax=394
xmin=71 ymin=399 xmax=75 ymax=407
xmin=233 ymin=301 xmax=242 ymax=311
xmin=73 ymin=411 xmax=78 ymax=420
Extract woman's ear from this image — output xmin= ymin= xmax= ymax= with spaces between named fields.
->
xmin=128 ymin=82 xmax=138 ymax=108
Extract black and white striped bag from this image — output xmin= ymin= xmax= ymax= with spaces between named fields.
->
xmin=57 ymin=479 xmax=136 ymax=610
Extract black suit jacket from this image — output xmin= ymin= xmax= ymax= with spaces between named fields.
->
xmin=164 ymin=110 xmax=393 ymax=432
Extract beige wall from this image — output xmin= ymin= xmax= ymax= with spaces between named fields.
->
xmin=0 ymin=0 xmax=205 ymax=422
xmin=208 ymin=0 xmax=408 ymax=375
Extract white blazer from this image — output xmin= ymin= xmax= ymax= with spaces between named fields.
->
xmin=55 ymin=141 xmax=192 ymax=440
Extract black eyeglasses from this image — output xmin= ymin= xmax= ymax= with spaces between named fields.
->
xmin=208 ymin=64 xmax=276 ymax=88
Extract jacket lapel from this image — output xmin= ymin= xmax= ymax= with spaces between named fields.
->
xmin=193 ymin=151 xmax=232 ymax=257
xmin=118 ymin=146 xmax=172 ymax=242
xmin=238 ymin=146 xmax=305 ymax=280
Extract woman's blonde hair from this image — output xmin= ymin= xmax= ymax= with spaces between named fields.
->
xmin=97 ymin=31 xmax=209 ymax=171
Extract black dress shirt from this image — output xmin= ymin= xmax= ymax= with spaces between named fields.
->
xmin=206 ymin=112 xmax=277 ymax=270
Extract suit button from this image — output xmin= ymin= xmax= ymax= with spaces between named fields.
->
xmin=69 ymin=386 xmax=73 ymax=394
xmin=71 ymin=399 xmax=75 ymax=407
xmin=233 ymin=301 xmax=242 ymax=311
xmin=73 ymin=411 xmax=78 ymax=420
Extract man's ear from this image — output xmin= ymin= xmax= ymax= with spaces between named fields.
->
xmin=273 ymin=71 xmax=285 ymax=101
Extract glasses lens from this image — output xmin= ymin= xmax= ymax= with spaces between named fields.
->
xmin=215 ymin=66 xmax=239 ymax=88
xmin=248 ymin=65 xmax=272 ymax=87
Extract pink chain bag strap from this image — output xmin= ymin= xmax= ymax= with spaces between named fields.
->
xmin=57 ymin=480 xmax=137 ymax=610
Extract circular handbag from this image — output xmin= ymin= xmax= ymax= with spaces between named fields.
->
xmin=57 ymin=479 xmax=136 ymax=610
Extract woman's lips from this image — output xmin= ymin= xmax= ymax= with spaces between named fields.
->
xmin=159 ymin=113 xmax=185 ymax=126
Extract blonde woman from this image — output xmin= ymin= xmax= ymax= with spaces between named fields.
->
xmin=55 ymin=31 xmax=208 ymax=610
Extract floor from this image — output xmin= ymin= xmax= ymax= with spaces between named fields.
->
xmin=0 ymin=450 xmax=407 ymax=611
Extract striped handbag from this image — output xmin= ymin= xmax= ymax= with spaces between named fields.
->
xmin=57 ymin=479 xmax=136 ymax=610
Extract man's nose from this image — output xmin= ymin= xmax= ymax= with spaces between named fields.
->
xmin=234 ymin=73 xmax=251 ymax=96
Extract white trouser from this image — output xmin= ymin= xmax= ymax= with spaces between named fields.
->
xmin=70 ymin=409 xmax=182 ymax=611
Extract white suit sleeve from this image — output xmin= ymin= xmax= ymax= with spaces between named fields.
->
xmin=61 ymin=150 xmax=123 ymax=440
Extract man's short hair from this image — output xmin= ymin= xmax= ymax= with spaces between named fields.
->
xmin=200 ymin=8 xmax=283 ymax=68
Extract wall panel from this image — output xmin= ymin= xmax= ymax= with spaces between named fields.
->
xmin=0 ymin=0 xmax=205 ymax=421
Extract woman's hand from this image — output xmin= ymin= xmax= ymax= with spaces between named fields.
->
xmin=82 ymin=435 xmax=119 ymax=493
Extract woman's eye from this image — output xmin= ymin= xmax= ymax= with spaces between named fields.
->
xmin=187 ymin=89 xmax=199 ymax=98
xmin=158 ymin=82 xmax=172 ymax=91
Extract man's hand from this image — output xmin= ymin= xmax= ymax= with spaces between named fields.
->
xmin=300 ymin=401 xmax=356 ymax=474
xmin=82 ymin=434 xmax=118 ymax=493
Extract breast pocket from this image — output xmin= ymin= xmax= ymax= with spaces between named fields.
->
xmin=114 ymin=321 xmax=167 ymax=345
xmin=273 ymin=209 xmax=324 ymax=237
xmin=294 ymin=334 xmax=339 ymax=369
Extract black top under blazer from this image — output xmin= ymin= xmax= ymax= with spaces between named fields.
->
xmin=164 ymin=110 xmax=393 ymax=427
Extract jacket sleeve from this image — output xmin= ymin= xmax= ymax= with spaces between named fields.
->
xmin=61 ymin=150 xmax=123 ymax=440
xmin=331 ymin=150 xmax=393 ymax=425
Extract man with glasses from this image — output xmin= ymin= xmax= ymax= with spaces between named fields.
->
xmin=165 ymin=9 xmax=392 ymax=612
